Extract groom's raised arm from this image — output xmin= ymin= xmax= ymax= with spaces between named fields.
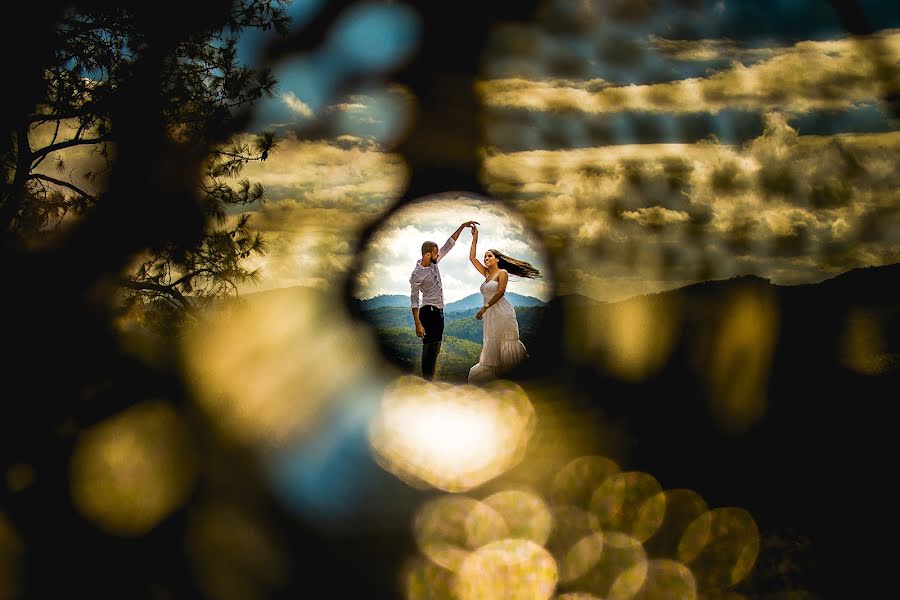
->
xmin=439 ymin=221 xmax=479 ymax=260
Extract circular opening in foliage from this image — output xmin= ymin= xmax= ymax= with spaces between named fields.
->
xmin=351 ymin=192 xmax=554 ymax=384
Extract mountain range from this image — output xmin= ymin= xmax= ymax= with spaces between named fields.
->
xmin=357 ymin=291 xmax=546 ymax=311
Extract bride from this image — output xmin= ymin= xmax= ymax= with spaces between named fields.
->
xmin=466 ymin=224 xmax=541 ymax=383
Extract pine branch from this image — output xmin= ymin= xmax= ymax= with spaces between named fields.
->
xmin=31 ymin=120 xmax=63 ymax=171
xmin=31 ymin=135 xmax=114 ymax=163
xmin=170 ymin=267 xmax=217 ymax=288
xmin=116 ymin=277 xmax=200 ymax=317
xmin=28 ymin=174 xmax=98 ymax=203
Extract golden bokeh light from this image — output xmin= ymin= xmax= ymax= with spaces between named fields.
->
xmin=69 ymin=401 xmax=195 ymax=537
xmin=589 ymin=472 xmax=667 ymax=542
xmin=567 ymin=531 xmax=648 ymax=599
xmin=402 ymin=445 xmax=761 ymax=599
xmin=550 ymin=455 xmax=621 ymax=508
xmin=403 ymin=555 xmax=457 ymax=600
xmin=559 ymin=531 xmax=606 ymax=583
xmin=703 ymin=288 xmax=778 ymax=432
xmin=457 ymin=539 xmax=558 ymax=600
xmin=186 ymin=501 xmax=289 ymax=600
xmin=483 ymin=489 xmax=554 ymax=546
xmin=697 ymin=591 xmax=747 ymax=600
xmin=413 ymin=495 xmax=509 ymax=572
xmin=368 ymin=376 xmax=536 ymax=492
xmin=606 ymin=559 xmax=650 ymax=600
xmin=627 ymin=559 xmax=697 ymax=600
xmin=841 ymin=307 xmax=894 ymax=375
xmin=0 ymin=512 xmax=23 ymax=600
xmin=677 ymin=508 xmax=760 ymax=591
xmin=579 ymin=296 xmax=682 ymax=382
xmin=644 ymin=489 xmax=709 ymax=559
xmin=546 ymin=505 xmax=602 ymax=569
xmin=181 ymin=288 xmax=375 ymax=446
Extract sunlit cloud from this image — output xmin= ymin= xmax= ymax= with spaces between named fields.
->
xmin=233 ymin=134 xmax=407 ymax=204
xmin=282 ymin=91 xmax=315 ymax=118
xmin=649 ymin=35 xmax=779 ymax=63
xmin=27 ymin=118 xmax=114 ymax=199
xmin=479 ymin=29 xmax=900 ymax=115
xmin=481 ymin=119 xmax=900 ymax=300
xmin=218 ymin=135 xmax=408 ymax=293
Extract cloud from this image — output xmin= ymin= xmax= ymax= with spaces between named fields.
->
xmin=479 ymin=29 xmax=900 ymax=116
xmin=649 ymin=36 xmax=779 ymax=63
xmin=354 ymin=193 xmax=553 ymax=303
xmin=282 ymin=91 xmax=315 ymax=118
xmin=214 ymin=135 xmax=407 ymax=294
xmin=621 ymin=207 xmax=691 ymax=227
xmin=230 ymin=134 xmax=408 ymax=209
xmin=330 ymin=103 xmax=369 ymax=112
xmin=233 ymin=203 xmax=364 ymax=294
xmin=481 ymin=119 xmax=900 ymax=297
xmin=28 ymin=119 xmax=114 ymax=197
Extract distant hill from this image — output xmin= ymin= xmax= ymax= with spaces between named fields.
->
xmin=445 ymin=292 xmax=545 ymax=311
xmin=356 ymin=291 xmax=546 ymax=312
xmin=360 ymin=304 xmax=547 ymax=333
xmin=358 ymin=294 xmax=408 ymax=310
xmin=360 ymin=306 xmax=415 ymax=329
xmin=372 ymin=327 xmax=482 ymax=383
xmin=444 ymin=306 xmax=546 ymax=345
xmin=557 ymin=293 xmax=605 ymax=307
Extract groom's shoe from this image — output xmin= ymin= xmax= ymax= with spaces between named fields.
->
xmin=421 ymin=341 xmax=442 ymax=381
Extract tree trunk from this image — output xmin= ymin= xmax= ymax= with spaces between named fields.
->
xmin=0 ymin=120 xmax=32 ymax=231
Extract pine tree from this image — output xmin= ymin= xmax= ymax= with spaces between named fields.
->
xmin=1 ymin=1 xmax=290 ymax=323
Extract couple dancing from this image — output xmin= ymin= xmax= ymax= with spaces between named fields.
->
xmin=410 ymin=221 xmax=540 ymax=383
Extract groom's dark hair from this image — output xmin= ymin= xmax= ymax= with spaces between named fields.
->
xmin=421 ymin=241 xmax=438 ymax=255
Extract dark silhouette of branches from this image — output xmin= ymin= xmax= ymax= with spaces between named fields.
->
xmin=1 ymin=1 xmax=287 ymax=324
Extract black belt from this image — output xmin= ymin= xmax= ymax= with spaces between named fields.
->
xmin=422 ymin=305 xmax=443 ymax=313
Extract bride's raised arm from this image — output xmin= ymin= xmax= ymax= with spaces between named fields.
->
xmin=469 ymin=225 xmax=487 ymax=276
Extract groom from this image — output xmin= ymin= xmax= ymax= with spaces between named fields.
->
xmin=410 ymin=221 xmax=478 ymax=380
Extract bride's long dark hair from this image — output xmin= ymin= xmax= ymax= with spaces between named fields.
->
xmin=489 ymin=249 xmax=541 ymax=279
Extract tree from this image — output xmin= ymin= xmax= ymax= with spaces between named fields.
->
xmin=1 ymin=1 xmax=290 ymax=323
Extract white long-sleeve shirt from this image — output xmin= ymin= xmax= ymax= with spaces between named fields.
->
xmin=409 ymin=236 xmax=456 ymax=310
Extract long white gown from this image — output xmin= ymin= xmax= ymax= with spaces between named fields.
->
xmin=468 ymin=277 xmax=528 ymax=383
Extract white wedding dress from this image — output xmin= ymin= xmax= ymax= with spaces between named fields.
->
xmin=468 ymin=277 xmax=528 ymax=383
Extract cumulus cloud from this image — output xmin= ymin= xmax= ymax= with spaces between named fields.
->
xmin=214 ymin=134 xmax=408 ymax=293
xmin=233 ymin=202 xmax=366 ymax=294
xmin=621 ymin=207 xmax=691 ymax=227
xmin=230 ymin=134 xmax=408 ymax=209
xmin=282 ymin=91 xmax=315 ymax=118
xmin=481 ymin=119 xmax=900 ymax=298
xmin=479 ymin=29 xmax=900 ymax=115
xmin=649 ymin=36 xmax=780 ymax=63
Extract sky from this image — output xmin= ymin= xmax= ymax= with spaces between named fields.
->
xmin=33 ymin=0 xmax=900 ymax=302
xmin=353 ymin=195 xmax=553 ymax=303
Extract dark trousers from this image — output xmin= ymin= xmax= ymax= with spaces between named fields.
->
xmin=419 ymin=304 xmax=444 ymax=380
